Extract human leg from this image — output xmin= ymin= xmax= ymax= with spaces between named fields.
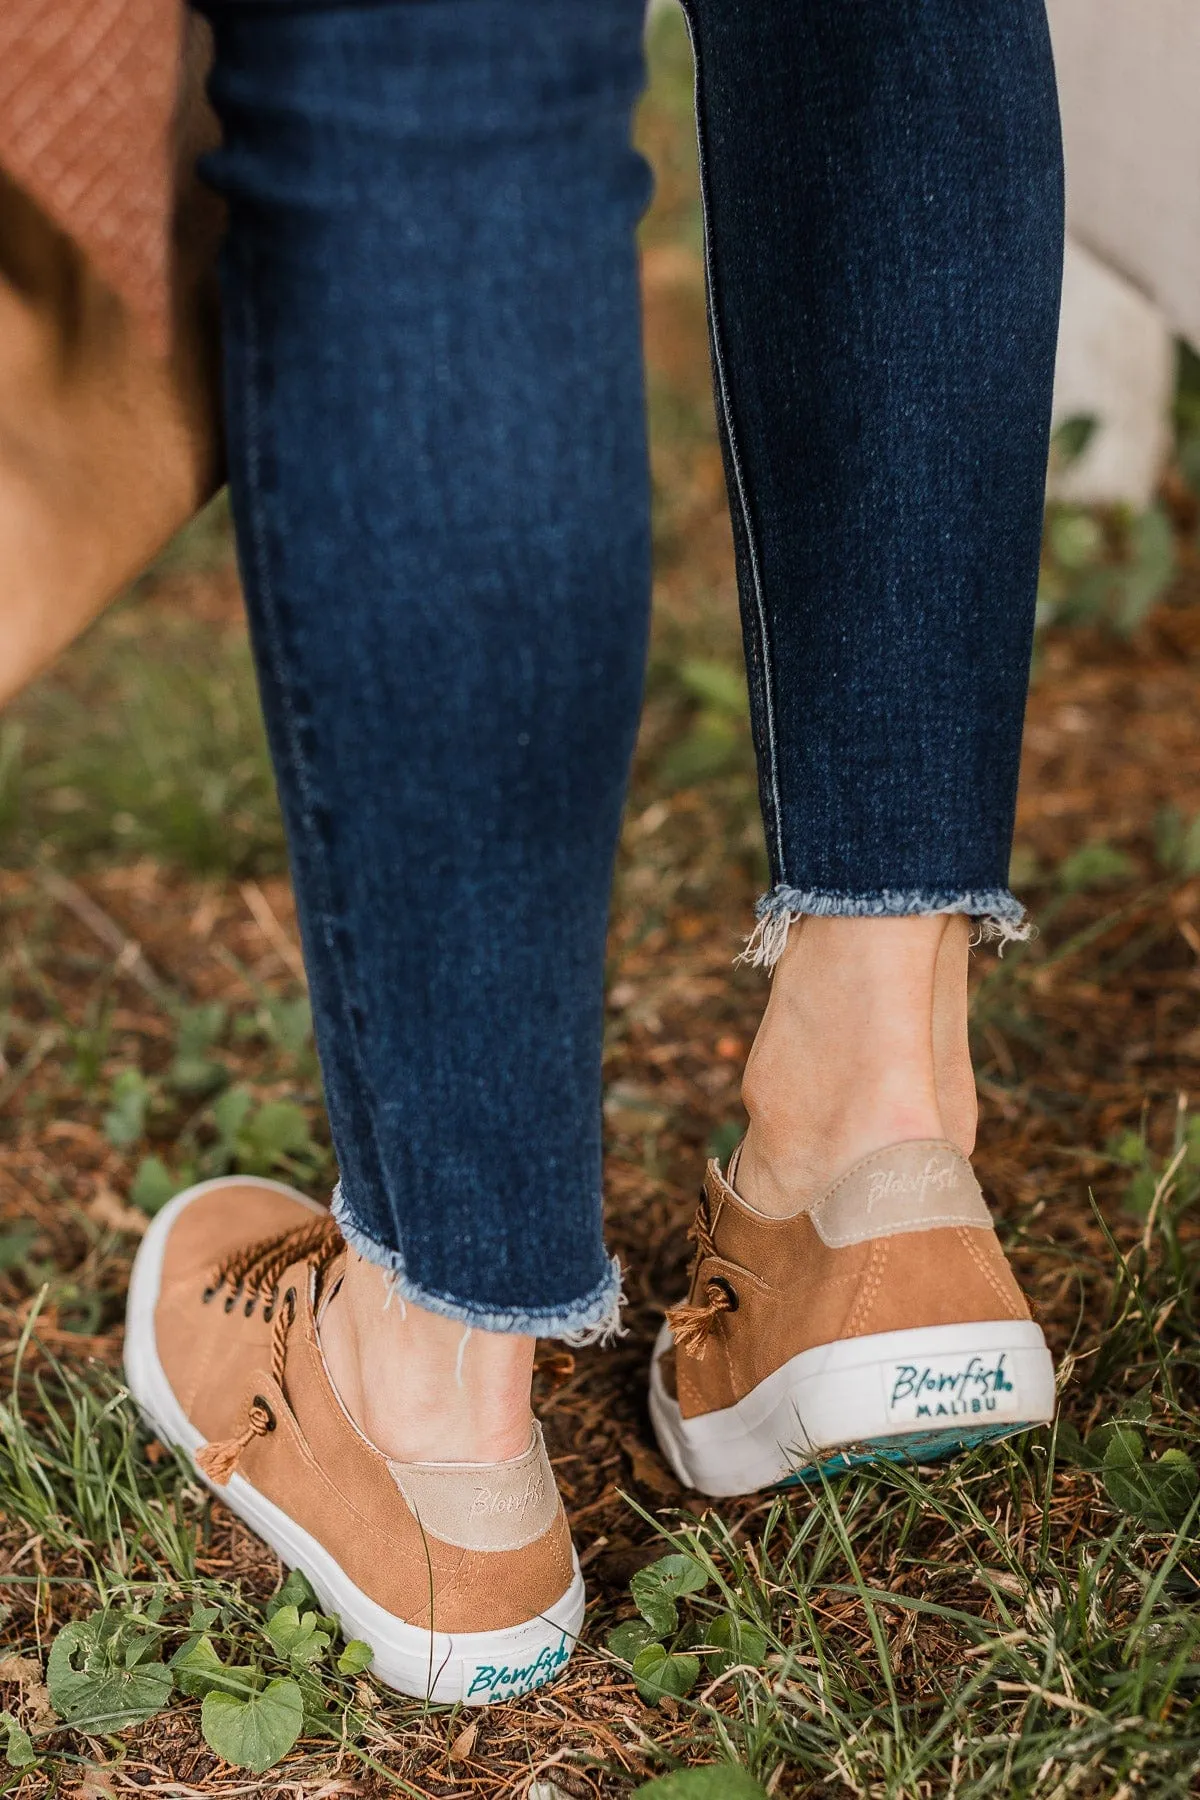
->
xmin=126 ymin=0 xmax=651 ymax=1692
xmin=653 ymin=0 xmax=1063 ymax=1489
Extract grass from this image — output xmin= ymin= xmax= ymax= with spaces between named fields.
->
xmin=4 ymin=3 xmax=1200 ymax=1794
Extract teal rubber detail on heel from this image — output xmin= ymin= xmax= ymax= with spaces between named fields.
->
xmin=781 ymin=1418 xmax=1035 ymax=1486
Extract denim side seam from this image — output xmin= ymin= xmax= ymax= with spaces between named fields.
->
xmin=680 ymin=0 xmax=785 ymax=880
xmin=740 ymin=884 xmax=1033 ymax=971
xmin=330 ymin=1181 xmax=626 ymax=1345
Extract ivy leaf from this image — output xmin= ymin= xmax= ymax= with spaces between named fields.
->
xmin=336 ymin=1640 xmax=373 ymax=1675
xmin=630 ymin=1554 xmax=709 ymax=1637
xmin=704 ymin=1613 xmax=768 ymax=1676
xmin=632 ymin=1769 xmax=768 ymax=1798
xmin=607 ymin=1619 xmax=659 ymax=1664
xmin=630 ymin=1642 xmax=700 ymax=1705
xmin=263 ymin=1605 xmax=332 ymax=1667
xmin=201 ymin=1677 xmax=304 ymax=1773
xmin=47 ymin=1613 xmax=172 ymax=1730
xmin=0 ymin=1711 xmax=36 ymax=1770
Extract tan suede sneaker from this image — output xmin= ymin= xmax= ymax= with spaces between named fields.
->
xmin=650 ymin=1140 xmax=1055 ymax=1496
xmin=124 ymin=1178 xmax=584 ymax=1703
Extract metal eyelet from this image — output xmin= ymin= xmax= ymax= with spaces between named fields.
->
xmin=708 ymin=1275 xmax=739 ymax=1313
xmin=251 ymin=1395 xmax=277 ymax=1432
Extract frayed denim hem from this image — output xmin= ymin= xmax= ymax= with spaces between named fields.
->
xmin=329 ymin=1181 xmax=626 ymax=1345
xmin=739 ymin=884 xmax=1033 ymax=972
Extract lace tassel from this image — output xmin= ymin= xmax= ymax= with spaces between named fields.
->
xmin=196 ymin=1398 xmax=274 ymax=1486
xmin=667 ymin=1282 xmax=734 ymax=1361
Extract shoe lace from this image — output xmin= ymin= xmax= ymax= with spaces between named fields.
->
xmin=195 ymin=1213 xmax=342 ymax=1485
xmin=665 ymin=1189 xmax=735 ymax=1361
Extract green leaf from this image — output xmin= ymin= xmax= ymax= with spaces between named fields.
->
xmin=0 ymin=1712 xmax=36 ymax=1770
xmin=1152 ymin=1450 xmax=1200 ymax=1524
xmin=336 ymin=1639 xmax=373 ymax=1676
xmin=607 ymin=1619 xmax=659 ymax=1663
xmin=212 ymin=1086 xmax=254 ymax=1154
xmin=47 ymin=1613 xmax=172 ymax=1730
xmin=238 ymin=1101 xmax=315 ymax=1176
xmin=129 ymin=1155 xmax=179 ymax=1216
xmin=0 ymin=1224 xmax=38 ymax=1272
xmin=103 ymin=1069 xmax=152 ymax=1150
xmin=171 ymin=1635 xmax=258 ymax=1700
xmin=659 ymin=715 xmax=741 ymax=789
xmin=1050 ymin=414 xmax=1099 ymax=470
xmin=630 ymin=1554 xmax=708 ymax=1637
xmin=677 ymin=658 xmax=749 ymax=718
xmin=174 ymin=1001 xmax=228 ymax=1060
xmin=633 ymin=1769 xmax=769 ymax=1799
xmin=168 ymin=1002 xmax=229 ymax=1097
xmin=631 ymin=1642 xmax=700 ymax=1705
xmin=201 ymin=1677 xmax=304 ymax=1773
xmin=1047 ymin=507 xmax=1103 ymax=569
xmin=704 ymin=1612 xmax=768 ymax=1676
xmin=265 ymin=996 xmax=314 ymax=1059
xmin=633 ymin=1770 xmax=769 ymax=1799
xmin=266 ymin=1569 xmax=323 ymax=1622
xmin=1057 ymin=841 xmax=1136 ymax=893
xmin=1114 ymin=505 xmax=1175 ymax=634
xmin=263 ymin=1604 xmax=332 ymax=1667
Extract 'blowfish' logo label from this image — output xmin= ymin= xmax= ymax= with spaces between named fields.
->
xmin=885 ymin=1353 xmax=1016 ymax=1421
xmin=467 ymin=1634 xmax=572 ymax=1701
xmin=866 ymin=1156 xmax=958 ymax=1212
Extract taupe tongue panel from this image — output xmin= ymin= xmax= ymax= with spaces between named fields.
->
xmin=807 ymin=1139 xmax=992 ymax=1248
xmin=388 ymin=1421 xmax=560 ymax=1552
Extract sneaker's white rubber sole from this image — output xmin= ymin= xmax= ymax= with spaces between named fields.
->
xmin=124 ymin=1178 xmax=586 ymax=1705
xmin=649 ymin=1316 xmax=1056 ymax=1498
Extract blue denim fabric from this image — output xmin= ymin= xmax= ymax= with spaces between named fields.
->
xmin=680 ymin=0 xmax=1063 ymax=963
xmin=196 ymin=0 xmax=1062 ymax=1335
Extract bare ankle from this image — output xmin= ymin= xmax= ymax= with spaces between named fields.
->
xmin=933 ymin=913 xmax=978 ymax=1156
xmin=736 ymin=914 xmax=955 ymax=1216
xmin=319 ymin=1255 xmax=535 ymax=1464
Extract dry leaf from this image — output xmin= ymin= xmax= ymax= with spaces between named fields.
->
xmin=621 ymin=1436 xmax=678 ymax=1497
xmin=87 ymin=1186 xmax=149 ymax=1237
xmin=78 ymin=1772 xmax=117 ymax=1800
xmin=0 ymin=1653 xmax=52 ymax=1721
xmin=448 ymin=1717 xmax=478 ymax=1762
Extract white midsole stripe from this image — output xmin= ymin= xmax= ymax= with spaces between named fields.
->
xmin=650 ymin=1317 xmax=1056 ymax=1498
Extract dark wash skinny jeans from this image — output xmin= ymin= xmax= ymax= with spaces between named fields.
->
xmin=194 ymin=0 xmax=1063 ymax=1338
